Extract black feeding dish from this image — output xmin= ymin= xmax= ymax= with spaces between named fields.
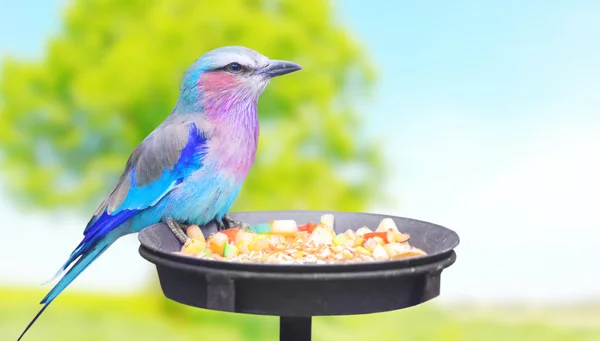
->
xmin=138 ymin=211 xmax=460 ymax=341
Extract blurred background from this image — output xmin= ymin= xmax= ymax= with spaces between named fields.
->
xmin=1 ymin=0 xmax=599 ymax=340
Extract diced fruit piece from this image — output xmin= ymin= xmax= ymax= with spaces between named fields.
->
xmin=221 ymin=228 xmax=240 ymax=241
xmin=344 ymin=229 xmax=356 ymax=240
xmin=333 ymin=233 xmax=347 ymax=246
xmin=376 ymin=218 xmax=399 ymax=232
xmin=237 ymin=240 xmax=250 ymax=254
xmin=372 ymin=236 xmax=385 ymax=245
xmin=363 ymin=238 xmax=379 ymax=252
xmin=245 ymin=223 xmax=271 ymax=234
xmin=383 ymin=242 xmax=409 ymax=258
xmin=209 ymin=232 xmax=228 ymax=256
xmin=344 ymin=238 xmax=356 ymax=247
xmin=235 ymin=230 xmax=254 ymax=245
xmin=342 ymin=250 xmax=353 ymax=259
xmin=298 ymin=222 xmax=319 ymax=233
xmin=393 ymin=248 xmax=427 ymax=259
xmin=372 ymin=244 xmax=390 ymax=261
xmin=354 ymin=237 xmax=365 ymax=247
xmin=186 ymin=224 xmax=205 ymax=241
xmin=181 ymin=238 xmax=206 ymax=255
xmin=394 ymin=233 xmax=410 ymax=243
xmin=355 ymin=226 xmax=372 ymax=238
xmin=308 ymin=226 xmax=334 ymax=245
xmin=364 ymin=232 xmax=388 ymax=243
xmin=223 ymin=243 xmax=240 ymax=259
xmin=270 ymin=220 xmax=298 ymax=236
xmin=355 ymin=246 xmax=371 ymax=256
xmin=320 ymin=214 xmax=334 ymax=229
xmin=249 ymin=238 xmax=270 ymax=252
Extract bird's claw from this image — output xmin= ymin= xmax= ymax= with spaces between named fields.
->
xmin=215 ymin=218 xmax=226 ymax=231
xmin=163 ymin=218 xmax=189 ymax=244
xmin=222 ymin=214 xmax=243 ymax=229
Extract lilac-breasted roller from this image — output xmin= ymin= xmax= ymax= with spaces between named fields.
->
xmin=17 ymin=46 xmax=301 ymax=340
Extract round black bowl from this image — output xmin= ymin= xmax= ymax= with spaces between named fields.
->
xmin=138 ymin=210 xmax=459 ymax=317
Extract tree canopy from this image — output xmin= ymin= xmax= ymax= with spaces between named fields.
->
xmin=0 ymin=0 xmax=384 ymax=213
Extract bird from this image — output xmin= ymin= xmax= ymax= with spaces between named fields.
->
xmin=17 ymin=46 xmax=301 ymax=340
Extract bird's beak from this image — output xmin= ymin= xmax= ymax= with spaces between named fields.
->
xmin=260 ymin=60 xmax=302 ymax=78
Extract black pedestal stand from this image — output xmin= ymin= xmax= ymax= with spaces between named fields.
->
xmin=280 ymin=316 xmax=311 ymax=341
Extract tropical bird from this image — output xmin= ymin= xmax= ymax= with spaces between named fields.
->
xmin=17 ymin=46 xmax=301 ymax=340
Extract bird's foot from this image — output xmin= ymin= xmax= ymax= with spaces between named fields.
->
xmin=163 ymin=217 xmax=189 ymax=244
xmin=222 ymin=214 xmax=244 ymax=229
xmin=215 ymin=218 xmax=226 ymax=231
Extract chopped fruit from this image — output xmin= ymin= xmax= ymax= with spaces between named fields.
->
xmin=186 ymin=224 xmax=205 ymax=241
xmin=208 ymin=232 xmax=228 ymax=256
xmin=376 ymin=218 xmax=399 ymax=232
xmin=181 ymin=238 xmax=206 ymax=254
xmin=320 ymin=214 xmax=334 ymax=229
xmin=372 ymin=244 xmax=390 ymax=261
xmin=270 ymin=220 xmax=299 ymax=236
xmin=177 ymin=215 xmax=427 ymax=264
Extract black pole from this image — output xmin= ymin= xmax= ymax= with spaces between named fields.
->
xmin=279 ymin=316 xmax=312 ymax=341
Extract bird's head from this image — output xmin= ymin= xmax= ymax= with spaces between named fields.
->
xmin=178 ymin=46 xmax=301 ymax=109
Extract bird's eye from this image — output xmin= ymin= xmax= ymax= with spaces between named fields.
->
xmin=226 ymin=63 xmax=243 ymax=73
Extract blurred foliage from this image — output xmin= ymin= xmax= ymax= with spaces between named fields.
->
xmin=3 ymin=287 xmax=599 ymax=341
xmin=0 ymin=0 xmax=383 ymax=212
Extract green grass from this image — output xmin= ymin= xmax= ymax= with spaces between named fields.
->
xmin=2 ymin=287 xmax=599 ymax=341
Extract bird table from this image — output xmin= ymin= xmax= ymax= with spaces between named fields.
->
xmin=138 ymin=211 xmax=460 ymax=341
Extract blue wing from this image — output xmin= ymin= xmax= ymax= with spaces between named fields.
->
xmin=17 ymin=121 xmax=208 ymax=341
xmin=68 ymin=121 xmax=208 ymax=276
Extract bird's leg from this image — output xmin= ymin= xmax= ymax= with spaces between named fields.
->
xmin=214 ymin=218 xmax=226 ymax=231
xmin=222 ymin=214 xmax=244 ymax=229
xmin=163 ymin=217 xmax=189 ymax=244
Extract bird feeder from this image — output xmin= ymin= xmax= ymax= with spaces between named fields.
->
xmin=138 ymin=211 xmax=460 ymax=341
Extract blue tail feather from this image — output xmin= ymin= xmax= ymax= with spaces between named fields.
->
xmin=18 ymin=208 xmax=138 ymax=341
xmin=41 ymin=209 xmax=138 ymax=286
xmin=17 ymin=243 xmax=110 ymax=341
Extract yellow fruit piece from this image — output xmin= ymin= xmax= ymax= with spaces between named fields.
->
xmin=355 ymin=246 xmax=371 ymax=256
xmin=237 ymin=240 xmax=250 ymax=254
xmin=342 ymin=250 xmax=353 ymax=260
xmin=186 ymin=224 xmax=205 ymax=242
xmin=181 ymin=239 xmax=206 ymax=255
xmin=332 ymin=233 xmax=347 ymax=246
xmin=354 ymin=237 xmax=364 ymax=247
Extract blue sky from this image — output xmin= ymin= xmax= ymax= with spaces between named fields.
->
xmin=1 ymin=1 xmax=599 ymax=304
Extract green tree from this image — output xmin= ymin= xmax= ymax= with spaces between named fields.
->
xmin=0 ymin=0 xmax=383 ymax=213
